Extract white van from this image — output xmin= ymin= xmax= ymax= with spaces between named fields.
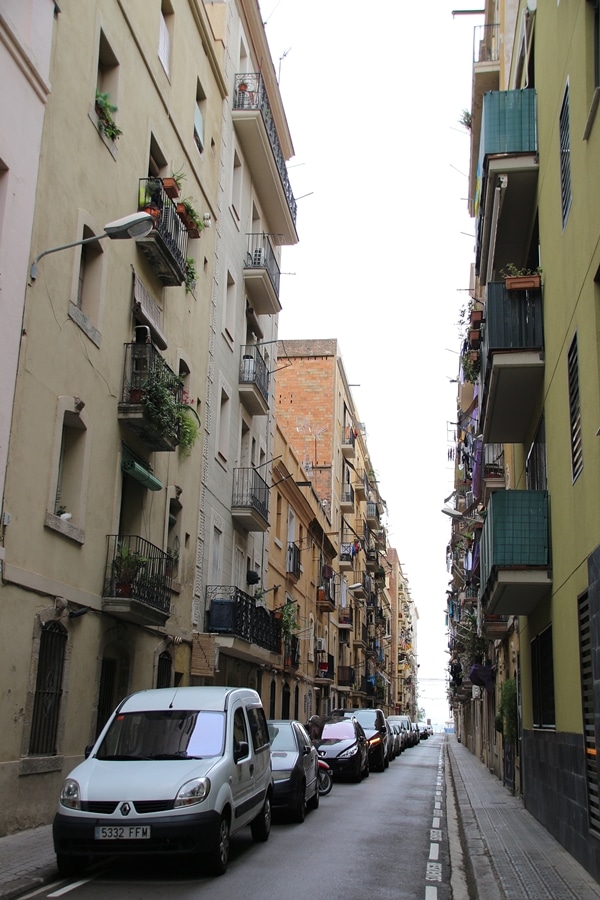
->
xmin=53 ymin=686 xmax=272 ymax=876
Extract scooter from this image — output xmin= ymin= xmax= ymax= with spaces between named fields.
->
xmin=317 ymin=759 xmax=333 ymax=796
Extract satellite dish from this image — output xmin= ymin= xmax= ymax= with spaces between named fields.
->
xmin=527 ymin=0 xmax=537 ymax=10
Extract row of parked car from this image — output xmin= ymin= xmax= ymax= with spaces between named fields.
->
xmin=52 ymin=686 xmax=432 ymax=879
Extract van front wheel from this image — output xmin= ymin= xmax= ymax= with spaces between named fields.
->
xmin=205 ymin=814 xmax=230 ymax=876
xmin=251 ymin=793 xmax=272 ymax=842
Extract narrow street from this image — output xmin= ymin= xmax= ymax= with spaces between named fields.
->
xmin=24 ymin=737 xmax=450 ymax=900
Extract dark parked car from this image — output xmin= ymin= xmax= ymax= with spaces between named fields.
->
xmin=389 ymin=723 xmax=402 ymax=757
xmin=335 ymin=708 xmax=389 ymax=771
xmin=314 ymin=717 xmax=369 ymax=782
xmin=387 ymin=715 xmax=414 ymax=749
xmin=268 ymin=720 xmax=319 ymax=822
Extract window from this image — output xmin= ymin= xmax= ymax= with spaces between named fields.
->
xmin=531 ymin=625 xmax=555 ymax=728
xmin=247 ymin=706 xmax=269 ymax=752
xmin=194 ymin=81 xmax=207 ymax=154
xmin=217 ymin=385 xmax=231 ymax=461
xmin=96 ymin=31 xmax=121 ymax=147
xmin=158 ymin=2 xmax=173 ymax=77
xmin=29 ymin=622 xmax=67 ymax=755
xmin=75 ymin=226 xmax=103 ymax=322
xmin=559 ymin=84 xmax=572 ymax=227
xmin=231 ymin=151 xmax=242 ymax=221
xmin=526 ymin=418 xmax=547 ymax=490
xmin=210 ymin=525 xmax=223 ymax=585
xmin=568 ymin=334 xmax=583 ymax=481
xmin=224 ymin=270 xmax=236 ymax=341
xmin=233 ymin=708 xmax=248 ymax=751
xmin=48 ymin=398 xmax=89 ymax=542
xmin=156 ymin=651 xmax=173 ymax=688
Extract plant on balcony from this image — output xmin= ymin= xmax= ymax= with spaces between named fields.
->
xmin=95 ymin=90 xmax=123 ymax=141
xmin=112 ymin=542 xmax=148 ymax=596
xmin=281 ymin=602 xmax=299 ymax=636
xmin=176 ymin=198 xmax=204 ymax=238
xmin=162 ymin=168 xmax=185 ymax=199
xmin=459 ymin=108 xmax=472 ymax=130
xmin=141 ymin=368 xmax=182 ymax=441
xmin=461 ymin=349 xmax=480 ymax=384
xmin=178 ymin=401 xmax=201 ymax=458
xmin=500 ymin=263 xmax=542 ymax=291
xmin=138 ymin=177 xmax=163 ymax=222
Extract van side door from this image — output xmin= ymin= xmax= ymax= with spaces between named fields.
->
xmin=230 ymin=704 xmax=255 ymax=829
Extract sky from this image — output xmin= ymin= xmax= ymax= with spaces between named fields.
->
xmin=262 ymin=1 xmax=483 ymax=728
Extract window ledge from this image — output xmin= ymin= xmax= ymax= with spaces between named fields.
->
xmin=583 ymin=87 xmax=600 ymax=140
xmin=45 ymin=512 xmax=85 ymax=544
xmin=20 ymin=755 xmax=64 ymax=776
xmin=68 ymin=302 xmax=101 ymax=347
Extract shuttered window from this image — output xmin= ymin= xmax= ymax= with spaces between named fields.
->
xmin=568 ymin=334 xmax=583 ymax=481
xmin=559 ymin=85 xmax=572 ymax=227
xmin=29 ymin=622 xmax=67 ymax=755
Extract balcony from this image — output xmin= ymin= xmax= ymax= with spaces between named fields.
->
xmin=480 ymin=281 xmax=544 ymax=443
xmin=239 ymin=345 xmax=269 ymax=416
xmin=316 ymin=652 xmax=335 ymax=683
xmin=286 ymin=541 xmax=301 ymax=580
xmin=118 ymin=343 xmax=182 ymax=452
xmin=353 ymin=622 xmax=368 ymax=649
xmin=340 ymin=484 xmax=354 ymax=513
xmin=283 ymin=635 xmax=300 ymax=669
xmin=365 ymin=547 xmax=378 ymax=572
xmin=355 ymin=469 xmax=369 ymax=501
xmin=243 ymin=234 xmax=281 ymax=316
xmin=480 ymin=490 xmax=551 ymax=616
xmin=474 ymin=90 xmax=538 ymax=283
xmin=232 ymin=73 xmax=298 ymax=245
xmin=338 ymin=608 xmax=353 ymax=629
xmin=352 ymin=571 xmax=372 ymax=600
xmin=102 ymin=534 xmax=171 ymax=626
xmin=136 ymin=178 xmax=188 ymax=286
xmin=469 ymin=24 xmax=501 ymax=216
xmin=366 ymin=501 xmax=380 ymax=528
xmin=317 ymin=581 xmax=336 ymax=613
xmin=341 ymin=425 xmax=356 ymax=459
xmin=483 ymin=613 xmax=510 ymax=639
xmin=205 ymin=586 xmax=281 ymax=655
xmin=338 ymin=665 xmax=355 ymax=688
xmin=231 ymin=468 xmax=269 ymax=531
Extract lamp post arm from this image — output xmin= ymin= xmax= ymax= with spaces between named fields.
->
xmin=30 ymin=233 xmax=109 ymax=281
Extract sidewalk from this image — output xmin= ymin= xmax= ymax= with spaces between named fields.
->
xmin=446 ymin=735 xmax=600 ymax=899
xmin=0 ymin=824 xmax=56 ymax=900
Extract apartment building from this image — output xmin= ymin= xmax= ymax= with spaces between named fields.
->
xmin=448 ymin=0 xmax=600 ymax=879
xmin=0 ymin=0 xmax=256 ymax=835
xmin=191 ymin=0 xmax=299 ymax=690
xmin=274 ymin=339 xmax=397 ymax=714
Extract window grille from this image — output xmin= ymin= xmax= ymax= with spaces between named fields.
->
xmin=578 ymin=592 xmax=600 ymax=836
xmin=559 ymin=86 xmax=572 ymax=227
xmin=531 ymin=625 xmax=555 ymax=728
xmin=568 ymin=335 xmax=583 ymax=481
xmin=29 ymin=622 xmax=67 ymax=755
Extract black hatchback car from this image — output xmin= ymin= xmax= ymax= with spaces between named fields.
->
xmin=335 ymin=708 xmax=389 ymax=772
xmin=314 ymin=717 xmax=369 ymax=782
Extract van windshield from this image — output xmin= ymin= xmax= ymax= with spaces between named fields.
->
xmin=96 ymin=710 xmax=225 ymax=760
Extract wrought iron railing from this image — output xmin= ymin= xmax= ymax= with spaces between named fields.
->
xmin=239 ymin=344 xmax=269 ymax=403
xmin=341 ymin=485 xmax=354 ymax=507
xmin=233 ymin=73 xmax=297 ymax=225
xmin=138 ymin=177 xmax=188 ymax=274
xmin=283 ymin=634 xmax=300 ymax=668
xmin=232 ymin=467 xmax=269 ymax=522
xmin=205 ymin=585 xmax=280 ymax=652
xmin=120 ymin=343 xmax=182 ymax=443
xmin=245 ymin=233 xmax=281 ymax=298
xmin=103 ymin=534 xmax=171 ymax=614
xmin=342 ymin=425 xmax=356 ymax=450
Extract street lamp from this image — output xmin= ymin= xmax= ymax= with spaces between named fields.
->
xmin=30 ymin=212 xmax=155 ymax=281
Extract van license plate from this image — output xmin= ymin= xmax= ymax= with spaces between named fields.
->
xmin=94 ymin=826 xmax=151 ymax=840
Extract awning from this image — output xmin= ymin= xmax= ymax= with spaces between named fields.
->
xmin=122 ymin=458 xmax=163 ymax=491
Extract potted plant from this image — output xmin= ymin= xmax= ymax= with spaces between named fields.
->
xmin=281 ymin=602 xmax=299 ymax=636
xmin=95 ymin=90 xmax=123 ymax=141
xmin=138 ymin=177 xmax=163 ymax=222
xmin=468 ymin=328 xmax=481 ymax=350
xmin=500 ymin=263 xmax=542 ymax=292
xmin=176 ymin=198 xmax=204 ymax=238
xmin=141 ymin=368 xmax=182 ymax=441
xmin=162 ymin=169 xmax=185 ymax=200
xmin=461 ymin=350 xmax=480 ymax=384
xmin=112 ymin=542 xmax=148 ymax=596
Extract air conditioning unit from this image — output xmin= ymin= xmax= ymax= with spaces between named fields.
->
xmin=316 ymin=638 xmax=326 ymax=652
xmin=253 ymin=248 xmax=265 ymax=266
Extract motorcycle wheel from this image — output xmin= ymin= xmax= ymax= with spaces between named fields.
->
xmin=318 ymin=768 xmax=333 ymax=796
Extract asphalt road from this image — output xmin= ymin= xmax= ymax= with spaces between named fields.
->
xmin=32 ymin=735 xmax=451 ymax=900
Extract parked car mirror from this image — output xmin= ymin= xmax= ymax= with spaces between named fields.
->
xmin=84 ymin=744 xmax=94 ymax=759
xmin=234 ymin=740 xmax=249 ymax=762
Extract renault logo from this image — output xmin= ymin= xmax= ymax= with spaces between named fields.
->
xmin=120 ymin=802 xmax=131 ymax=817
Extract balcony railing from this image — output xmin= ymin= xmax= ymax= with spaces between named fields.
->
xmin=283 ymin=634 xmax=300 ymax=668
xmin=103 ymin=534 xmax=171 ymax=626
xmin=366 ymin=501 xmax=380 ymax=527
xmin=473 ymin=23 xmax=500 ymax=64
xmin=480 ymin=281 xmax=544 ymax=443
xmin=231 ymin=467 xmax=269 ymax=531
xmin=341 ymin=425 xmax=356 ymax=458
xmin=340 ymin=484 xmax=355 ymax=511
xmin=286 ymin=541 xmax=301 ymax=579
xmin=239 ymin=344 xmax=269 ymax=415
xmin=118 ymin=343 xmax=182 ymax=452
xmin=232 ymin=73 xmax=297 ymax=233
xmin=480 ymin=490 xmax=551 ymax=616
xmin=316 ymin=652 xmax=335 ymax=681
xmin=338 ymin=665 xmax=355 ymax=687
xmin=137 ymin=178 xmax=188 ymax=286
xmin=205 ymin=585 xmax=280 ymax=653
xmin=243 ymin=234 xmax=281 ymax=315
